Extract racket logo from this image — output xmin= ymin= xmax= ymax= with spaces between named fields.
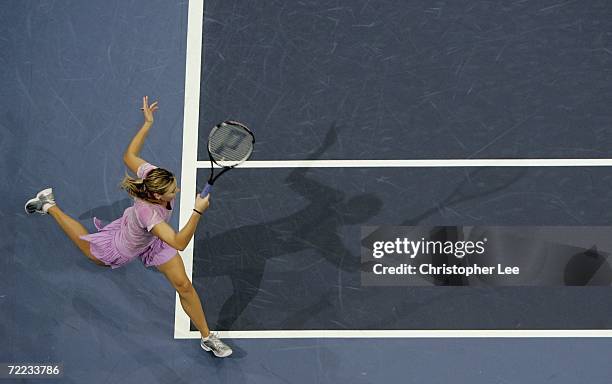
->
xmin=217 ymin=130 xmax=248 ymax=152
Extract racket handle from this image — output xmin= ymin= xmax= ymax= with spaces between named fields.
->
xmin=200 ymin=183 xmax=212 ymax=198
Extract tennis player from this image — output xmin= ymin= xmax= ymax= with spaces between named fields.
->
xmin=24 ymin=96 xmax=232 ymax=358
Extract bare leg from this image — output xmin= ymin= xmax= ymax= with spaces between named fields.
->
xmin=157 ymin=254 xmax=210 ymax=338
xmin=47 ymin=205 xmax=107 ymax=266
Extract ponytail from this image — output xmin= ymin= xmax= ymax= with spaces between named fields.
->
xmin=120 ymin=167 xmax=175 ymax=203
xmin=120 ymin=174 xmax=149 ymax=200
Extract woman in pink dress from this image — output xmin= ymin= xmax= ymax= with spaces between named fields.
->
xmin=25 ymin=96 xmax=232 ymax=358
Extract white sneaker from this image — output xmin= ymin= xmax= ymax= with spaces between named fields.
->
xmin=25 ymin=188 xmax=56 ymax=214
xmin=200 ymin=332 xmax=233 ymax=357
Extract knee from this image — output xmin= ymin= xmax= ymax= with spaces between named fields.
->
xmin=174 ymin=279 xmax=193 ymax=296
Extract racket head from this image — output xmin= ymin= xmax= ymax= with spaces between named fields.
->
xmin=207 ymin=120 xmax=255 ymax=167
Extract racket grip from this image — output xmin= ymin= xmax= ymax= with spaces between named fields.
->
xmin=200 ymin=183 xmax=212 ymax=198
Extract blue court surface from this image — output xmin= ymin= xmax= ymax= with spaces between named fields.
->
xmin=3 ymin=0 xmax=612 ymax=383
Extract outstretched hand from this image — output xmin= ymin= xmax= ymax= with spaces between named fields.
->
xmin=141 ymin=96 xmax=159 ymax=123
xmin=194 ymin=193 xmax=210 ymax=213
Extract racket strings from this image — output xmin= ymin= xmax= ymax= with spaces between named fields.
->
xmin=209 ymin=139 xmax=252 ymax=163
xmin=208 ymin=123 xmax=253 ymax=165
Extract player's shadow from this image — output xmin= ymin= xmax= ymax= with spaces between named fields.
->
xmin=193 ymin=124 xmax=540 ymax=330
xmin=193 ymin=123 xmax=383 ymax=330
xmin=78 ymin=198 xmax=133 ymax=222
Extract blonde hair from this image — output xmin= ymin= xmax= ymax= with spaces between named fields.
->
xmin=120 ymin=168 xmax=175 ymax=203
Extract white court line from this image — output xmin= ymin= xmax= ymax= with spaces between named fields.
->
xmin=176 ymin=0 xmax=204 ymax=339
xmin=198 ymin=159 xmax=612 ymax=168
xmin=179 ymin=330 xmax=612 ymax=339
xmin=179 ymin=0 xmax=612 ymax=339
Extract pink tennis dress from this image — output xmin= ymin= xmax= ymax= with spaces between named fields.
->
xmin=79 ymin=163 xmax=177 ymax=269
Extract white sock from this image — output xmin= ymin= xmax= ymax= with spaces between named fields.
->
xmin=42 ymin=202 xmax=55 ymax=213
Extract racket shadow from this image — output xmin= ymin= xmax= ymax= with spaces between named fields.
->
xmin=192 ymin=122 xmax=384 ymax=330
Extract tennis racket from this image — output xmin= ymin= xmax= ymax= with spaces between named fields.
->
xmin=200 ymin=120 xmax=255 ymax=197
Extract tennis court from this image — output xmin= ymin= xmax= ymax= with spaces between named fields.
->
xmin=180 ymin=0 xmax=612 ymax=338
xmin=4 ymin=0 xmax=612 ymax=382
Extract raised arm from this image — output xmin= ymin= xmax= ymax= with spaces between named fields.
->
xmin=123 ymin=96 xmax=159 ymax=174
